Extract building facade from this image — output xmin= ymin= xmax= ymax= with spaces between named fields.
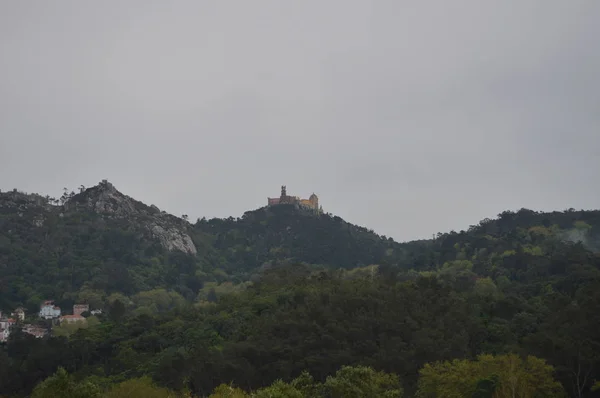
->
xmin=0 ymin=328 xmax=9 ymax=343
xmin=11 ymin=307 xmax=25 ymax=321
xmin=39 ymin=301 xmax=61 ymax=319
xmin=73 ymin=304 xmax=89 ymax=316
xmin=23 ymin=324 xmax=47 ymax=338
xmin=267 ymin=186 xmax=322 ymax=213
xmin=60 ymin=314 xmax=86 ymax=324
xmin=0 ymin=318 xmax=15 ymax=330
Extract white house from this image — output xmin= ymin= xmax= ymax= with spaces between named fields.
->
xmin=39 ymin=301 xmax=61 ymax=319
xmin=0 ymin=328 xmax=9 ymax=343
xmin=11 ymin=307 xmax=25 ymax=321
xmin=0 ymin=318 xmax=15 ymax=330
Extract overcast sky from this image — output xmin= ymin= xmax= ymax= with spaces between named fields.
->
xmin=1 ymin=1 xmax=599 ymax=242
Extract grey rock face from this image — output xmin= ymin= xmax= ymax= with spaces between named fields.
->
xmin=150 ymin=225 xmax=197 ymax=255
xmin=84 ymin=181 xmax=138 ymax=217
xmin=67 ymin=180 xmax=197 ymax=255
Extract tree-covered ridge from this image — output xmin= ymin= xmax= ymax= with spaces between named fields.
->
xmin=2 ymin=261 xmax=592 ymax=397
xmin=194 ymin=204 xmax=407 ymax=276
xmin=0 ymin=181 xmax=422 ymax=311
xmin=0 ymin=186 xmax=203 ymax=312
xmin=30 ymin=356 xmax=567 ymax=397
xmin=2 ymin=182 xmax=600 ymax=396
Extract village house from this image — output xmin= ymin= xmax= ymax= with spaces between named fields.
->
xmin=0 ymin=316 xmax=15 ymax=343
xmin=73 ymin=304 xmax=89 ymax=316
xmin=59 ymin=304 xmax=89 ymax=325
xmin=39 ymin=300 xmax=61 ymax=319
xmin=11 ymin=307 xmax=25 ymax=321
xmin=0 ymin=328 xmax=9 ymax=343
xmin=0 ymin=317 xmax=15 ymax=330
xmin=59 ymin=314 xmax=86 ymax=324
xmin=23 ymin=324 xmax=47 ymax=339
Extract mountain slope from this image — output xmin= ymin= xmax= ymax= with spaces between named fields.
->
xmin=2 ymin=181 xmax=599 ymax=312
xmin=0 ymin=181 xmax=415 ymax=310
xmin=67 ymin=180 xmax=197 ymax=255
xmin=0 ymin=182 xmax=203 ymax=311
xmin=194 ymin=204 xmax=409 ymax=277
xmin=1 ymin=183 xmax=600 ymax=397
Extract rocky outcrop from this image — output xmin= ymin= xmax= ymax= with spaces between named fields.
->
xmin=150 ymin=225 xmax=197 ymax=254
xmin=72 ymin=181 xmax=140 ymax=217
xmin=66 ymin=180 xmax=197 ymax=255
xmin=0 ymin=190 xmax=51 ymax=227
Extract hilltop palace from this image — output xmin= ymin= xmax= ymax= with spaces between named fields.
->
xmin=267 ymin=186 xmax=323 ymax=214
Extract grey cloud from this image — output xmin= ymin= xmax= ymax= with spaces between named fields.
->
xmin=1 ymin=1 xmax=599 ymax=241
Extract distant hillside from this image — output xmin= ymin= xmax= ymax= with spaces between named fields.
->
xmin=0 ymin=182 xmax=204 ymax=312
xmin=0 ymin=181 xmax=417 ymax=311
xmin=193 ymin=204 xmax=408 ymax=277
xmin=1 ymin=181 xmax=599 ymax=313
xmin=2 ymin=182 xmax=600 ymax=397
xmin=429 ymin=207 xmax=600 ymax=271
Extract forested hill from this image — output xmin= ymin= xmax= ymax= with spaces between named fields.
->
xmin=193 ymin=204 xmax=413 ymax=276
xmin=0 ymin=181 xmax=422 ymax=311
xmin=1 ymin=181 xmax=599 ymax=313
xmin=2 ymin=181 xmax=600 ymax=396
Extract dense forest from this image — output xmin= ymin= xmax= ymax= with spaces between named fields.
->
xmin=1 ymin=182 xmax=600 ymax=397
